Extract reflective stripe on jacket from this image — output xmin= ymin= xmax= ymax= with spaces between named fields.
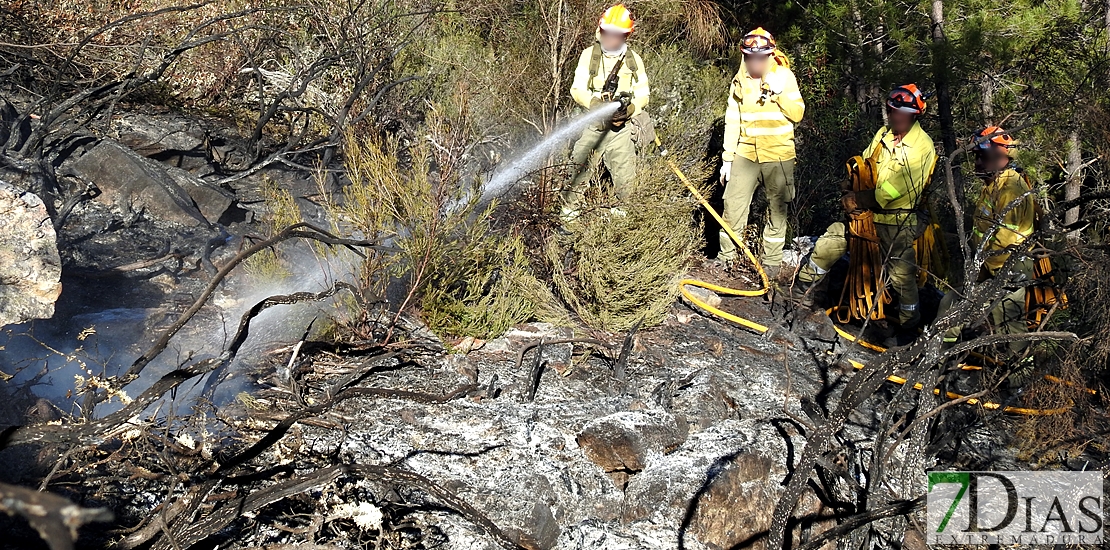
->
xmin=865 ymin=122 xmax=937 ymax=225
xmin=972 ymin=167 xmax=1036 ymax=272
xmin=722 ymin=62 xmax=804 ymax=163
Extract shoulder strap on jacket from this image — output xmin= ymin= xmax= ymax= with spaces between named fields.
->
xmin=588 ymin=44 xmax=639 ymax=92
xmin=588 ymin=43 xmax=602 ymax=86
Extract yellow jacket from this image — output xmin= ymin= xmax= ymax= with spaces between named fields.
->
xmin=722 ymin=62 xmax=804 ymax=163
xmin=864 ymin=122 xmax=937 ymax=225
xmin=569 ymin=42 xmax=649 ymax=114
xmin=972 ymin=167 xmax=1036 ymax=272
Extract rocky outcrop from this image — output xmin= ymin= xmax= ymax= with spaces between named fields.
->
xmin=0 ymin=182 xmax=61 ymax=327
xmin=66 ymin=139 xmax=236 ymax=227
xmin=576 ymin=409 xmax=688 ymax=473
xmin=273 ymin=314 xmax=842 ymax=550
xmin=112 ymin=113 xmax=210 ymax=172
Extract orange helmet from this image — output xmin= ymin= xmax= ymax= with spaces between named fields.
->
xmin=599 ymin=4 xmax=634 ymax=34
xmin=975 ymin=126 xmax=1016 ymax=153
xmin=741 ymin=27 xmax=776 ymax=55
xmin=887 ymin=84 xmax=926 ymax=114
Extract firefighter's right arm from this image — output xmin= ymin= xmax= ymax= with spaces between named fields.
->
xmin=769 ymin=68 xmax=804 ymax=123
xmin=722 ymin=75 xmax=742 ymax=163
xmin=570 ymin=49 xmax=597 ymax=109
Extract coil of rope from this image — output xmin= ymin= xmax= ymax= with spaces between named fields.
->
xmin=655 ymin=138 xmax=1089 ymax=416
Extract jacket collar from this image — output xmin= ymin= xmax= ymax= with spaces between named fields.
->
xmin=881 ymin=121 xmax=927 ymax=150
xmin=737 ymin=60 xmax=777 ymax=81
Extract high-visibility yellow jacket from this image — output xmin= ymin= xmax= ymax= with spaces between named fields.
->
xmin=570 ymin=40 xmax=649 ymax=114
xmin=972 ymin=167 xmax=1036 ymax=272
xmin=864 ymin=122 xmax=937 ymax=225
xmin=722 ymin=62 xmax=804 ymax=163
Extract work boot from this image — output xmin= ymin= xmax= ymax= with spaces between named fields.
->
xmin=883 ymin=328 xmax=918 ymax=349
xmin=883 ymin=319 xmax=921 ymax=349
xmin=788 ymin=275 xmax=827 ymax=309
xmin=761 ymin=263 xmax=781 ymax=282
xmin=704 ymin=257 xmax=734 ymax=280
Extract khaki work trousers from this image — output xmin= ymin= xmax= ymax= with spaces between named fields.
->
xmin=799 ymin=221 xmax=921 ymax=327
xmin=938 ymin=259 xmax=1033 ymax=357
xmin=719 ymin=157 xmax=795 ymax=266
xmin=562 ymin=124 xmax=636 ymax=213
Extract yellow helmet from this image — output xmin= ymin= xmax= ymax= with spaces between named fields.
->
xmin=599 ymin=4 xmax=635 ymax=34
xmin=741 ymin=27 xmax=776 ymax=55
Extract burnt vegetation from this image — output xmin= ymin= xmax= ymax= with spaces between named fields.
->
xmin=0 ymin=1 xmax=1109 ymax=550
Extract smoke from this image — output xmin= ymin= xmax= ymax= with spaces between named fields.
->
xmin=0 ymin=239 xmax=361 ymax=418
xmin=1 ymin=102 xmax=623 ymax=419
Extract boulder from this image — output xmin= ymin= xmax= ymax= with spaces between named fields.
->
xmin=684 ymin=452 xmax=782 ymax=549
xmin=617 ymin=419 xmax=830 ymax=550
xmin=112 ymin=114 xmax=208 ymax=172
xmin=67 ymin=139 xmax=235 ymax=227
xmin=576 ymin=410 xmax=688 ymax=473
xmin=0 ymin=182 xmax=61 ymax=327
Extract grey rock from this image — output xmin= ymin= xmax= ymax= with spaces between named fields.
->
xmin=113 ymin=114 xmax=208 ymax=171
xmin=576 ymin=410 xmax=688 ymax=473
xmin=0 ymin=182 xmax=61 ymax=327
xmin=683 ymin=284 xmax=723 ymax=308
xmin=67 ymin=139 xmax=234 ymax=227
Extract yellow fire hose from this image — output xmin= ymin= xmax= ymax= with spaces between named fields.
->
xmin=658 ymin=145 xmax=1085 ymax=416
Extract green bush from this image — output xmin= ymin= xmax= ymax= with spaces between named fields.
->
xmin=546 ymin=154 xmax=707 ymax=331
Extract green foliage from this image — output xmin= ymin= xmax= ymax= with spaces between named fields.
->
xmin=338 ymin=121 xmax=548 ymax=339
xmin=546 ymin=155 xmax=707 ymax=331
xmin=245 ymin=176 xmax=301 ymax=280
xmin=422 ymin=234 xmax=567 ymax=337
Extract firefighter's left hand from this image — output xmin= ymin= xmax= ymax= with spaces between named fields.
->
xmin=762 ymin=71 xmax=786 ymax=96
xmin=840 ymin=192 xmax=862 ymax=214
xmin=611 ymin=102 xmax=635 ymax=123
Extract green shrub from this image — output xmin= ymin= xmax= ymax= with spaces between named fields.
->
xmin=546 ymin=154 xmax=707 ymax=331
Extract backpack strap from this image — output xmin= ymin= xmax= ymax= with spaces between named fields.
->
xmin=588 ymin=44 xmax=603 ymax=90
xmin=625 ymin=48 xmax=639 ymax=74
xmin=772 ymin=48 xmax=790 ymax=69
xmin=587 ymin=43 xmax=639 ymax=92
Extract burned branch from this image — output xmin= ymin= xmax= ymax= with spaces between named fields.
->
xmin=0 ymin=482 xmax=113 ymax=550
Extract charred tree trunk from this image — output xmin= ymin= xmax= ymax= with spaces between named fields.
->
xmin=930 ymin=0 xmax=957 ymax=156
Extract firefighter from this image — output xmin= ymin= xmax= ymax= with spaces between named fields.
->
xmin=937 ymin=127 xmax=1036 ymax=386
xmin=795 ymin=84 xmax=936 ymax=346
xmin=716 ymin=27 xmax=805 ymax=277
xmin=561 ymin=4 xmax=650 ymax=221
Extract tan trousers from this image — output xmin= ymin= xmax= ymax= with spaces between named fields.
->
xmin=719 ymin=157 xmax=795 ymax=265
xmin=562 ymin=124 xmax=636 ymax=213
xmin=799 ymin=221 xmax=921 ymax=327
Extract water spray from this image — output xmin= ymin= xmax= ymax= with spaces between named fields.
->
xmin=448 ymin=101 xmax=623 ymax=212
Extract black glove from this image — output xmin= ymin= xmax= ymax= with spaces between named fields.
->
xmin=612 ymin=103 xmax=635 ymax=124
xmin=855 ymin=189 xmax=880 ymax=210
